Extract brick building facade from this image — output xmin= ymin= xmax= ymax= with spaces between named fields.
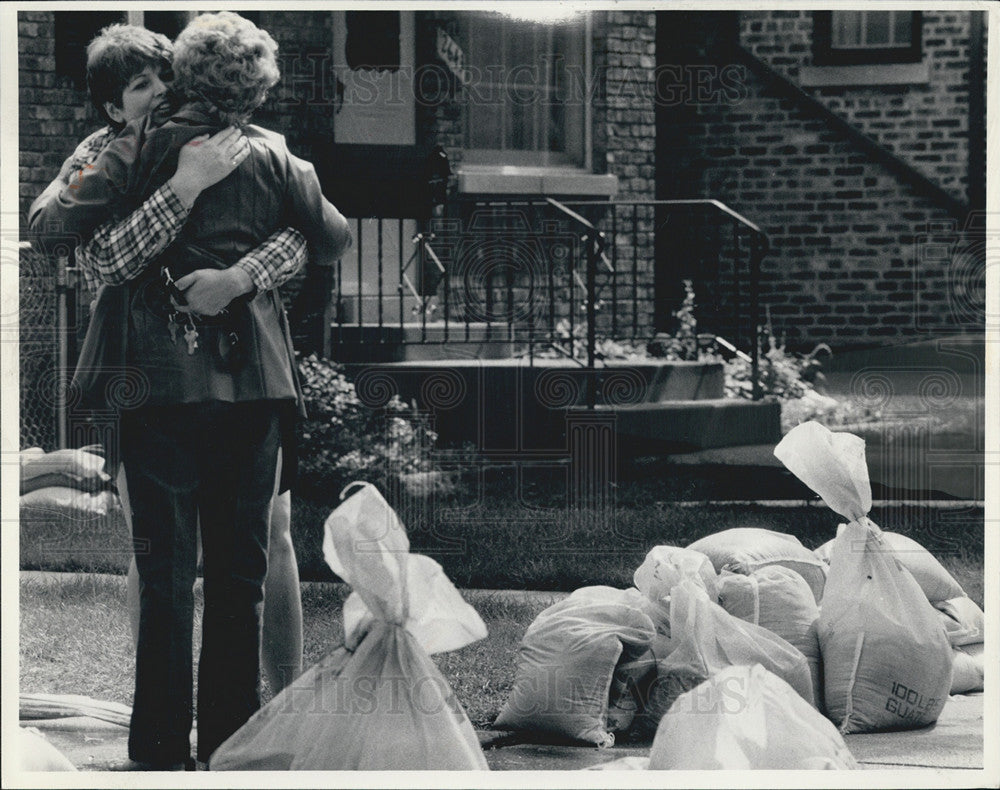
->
xmin=17 ymin=9 xmax=986 ymax=351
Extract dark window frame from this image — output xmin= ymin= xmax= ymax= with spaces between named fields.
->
xmin=813 ymin=11 xmax=922 ymax=66
xmin=53 ymin=11 xmax=126 ymax=90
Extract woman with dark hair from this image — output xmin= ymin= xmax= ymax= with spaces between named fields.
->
xmin=32 ymin=12 xmax=351 ymax=769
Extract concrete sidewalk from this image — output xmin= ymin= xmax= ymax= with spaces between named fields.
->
xmin=19 ymin=692 xmax=984 ymax=773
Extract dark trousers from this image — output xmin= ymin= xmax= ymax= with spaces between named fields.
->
xmin=120 ymin=400 xmax=280 ymax=765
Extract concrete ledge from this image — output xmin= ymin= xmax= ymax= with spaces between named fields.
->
xmin=609 ymin=398 xmax=783 ymax=450
xmin=456 ymin=166 xmax=619 ymax=197
xmin=800 ymin=61 xmax=930 ymax=87
xmin=343 ymin=359 xmax=728 ymax=448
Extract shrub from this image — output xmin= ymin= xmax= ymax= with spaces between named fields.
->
xmin=295 ymin=353 xmax=438 ymax=500
xmin=533 ymin=281 xmax=881 ymax=431
xmin=723 ymin=332 xmax=828 ymax=401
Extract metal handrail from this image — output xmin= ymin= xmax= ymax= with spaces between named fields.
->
xmin=532 ymin=197 xmax=768 ymax=400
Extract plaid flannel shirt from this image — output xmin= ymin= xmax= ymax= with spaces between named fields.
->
xmin=64 ymin=127 xmax=307 ymax=292
xmin=59 ymin=127 xmax=117 ymax=184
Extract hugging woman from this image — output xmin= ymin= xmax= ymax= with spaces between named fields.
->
xmin=31 ymin=12 xmax=351 ymax=768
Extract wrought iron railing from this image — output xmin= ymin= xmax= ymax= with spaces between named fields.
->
xmin=312 ymin=198 xmax=767 ymax=398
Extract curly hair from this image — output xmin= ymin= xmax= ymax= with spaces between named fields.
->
xmin=86 ymin=24 xmax=173 ymax=127
xmin=172 ymin=12 xmax=280 ymax=125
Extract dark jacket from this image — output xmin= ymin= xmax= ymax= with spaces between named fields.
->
xmin=31 ymin=102 xmax=351 ymax=408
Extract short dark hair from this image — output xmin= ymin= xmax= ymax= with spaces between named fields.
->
xmin=86 ymin=24 xmax=173 ymax=127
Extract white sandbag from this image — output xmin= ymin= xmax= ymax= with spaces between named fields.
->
xmin=634 ymin=545 xmax=718 ymax=603
xmin=686 ymin=527 xmax=827 ymax=603
xmin=211 ymin=483 xmax=489 ymax=770
xmin=717 ymin=566 xmax=823 ymax=710
xmin=16 ymin=727 xmax=77 ymax=771
xmin=19 ymin=487 xmax=115 ymax=519
xmin=20 ymin=448 xmax=110 ymax=489
xmin=820 ymin=527 xmax=965 ymax=604
xmin=648 ymin=665 xmax=857 ymax=770
xmin=935 ymin=596 xmax=985 ymax=647
xmin=878 ymin=531 xmax=965 ymax=603
xmin=950 ymin=643 xmax=984 ymax=694
xmin=819 ymin=519 xmax=953 ymax=733
xmin=635 ymin=579 xmax=814 ymax=735
xmin=494 ymin=586 xmax=656 ymax=746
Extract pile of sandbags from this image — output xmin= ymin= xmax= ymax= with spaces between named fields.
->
xmin=20 ymin=447 xmax=117 ymax=519
xmin=497 ymin=421 xmax=975 ymax=768
xmin=496 ymin=543 xmax=821 ymax=758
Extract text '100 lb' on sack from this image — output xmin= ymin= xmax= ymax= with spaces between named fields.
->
xmin=775 ymin=422 xmax=955 ymax=733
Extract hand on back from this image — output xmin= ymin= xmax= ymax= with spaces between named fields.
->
xmin=169 ymin=127 xmax=251 ymax=208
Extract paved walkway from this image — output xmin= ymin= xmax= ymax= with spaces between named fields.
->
xmin=17 ymin=571 xmax=987 ymax=774
xmin=18 ymin=692 xmax=984 ymax=773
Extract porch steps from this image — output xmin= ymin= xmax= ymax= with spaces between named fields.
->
xmin=339 ymin=358 xmax=780 ymax=450
xmin=602 ymin=398 xmax=782 ymax=451
xmin=329 ymin=322 xmax=517 ymax=362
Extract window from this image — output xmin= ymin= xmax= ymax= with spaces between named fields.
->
xmin=142 ymin=11 xmax=197 ymax=40
xmin=332 ymin=10 xmax=415 ymax=145
xmin=460 ymin=12 xmax=587 ymax=167
xmin=344 ymin=11 xmax=401 ymax=71
xmin=813 ymin=11 xmax=922 ymax=65
xmin=52 ymin=11 xmax=205 ymax=91
xmin=54 ymin=12 xmax=125 ymax=89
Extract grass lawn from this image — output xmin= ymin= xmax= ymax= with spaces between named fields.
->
xmin=19 ymin=575 xmax=550 ymax=730
xmin=21 ymin=464 xmax=985 ymax=591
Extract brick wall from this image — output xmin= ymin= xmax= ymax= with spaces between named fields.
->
xmin=664 ymin=59 xmax=972 ymax=348
xmin=18 ymin=11 xmax=104 ymax=224
xmin=418 ymin=12 xmax=466 ymax=167
xmin=592 ymin=11 xmax=658 ymax=336
xmin=740 ymin=10 xmax=977 ymax=206
xmin=253 ymin=11 xmax=335 ymax=159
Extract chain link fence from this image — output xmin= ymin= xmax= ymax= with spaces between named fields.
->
xmin=20 ymin=246 xmax=61 ymax=451
xmin=19 ymin=246 xmax=87 ymax=452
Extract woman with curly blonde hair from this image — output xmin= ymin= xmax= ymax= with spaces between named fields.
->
xmin=34 ymin=12 xmax=351 ymax=769
xmin=171 ymin=11 xmax=281 ymax=125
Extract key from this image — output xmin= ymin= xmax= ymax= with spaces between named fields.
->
xmin=168 ymin=314 xmax=179 ymax=344
xmin=184 ymin=326 xmax=199 ymax=355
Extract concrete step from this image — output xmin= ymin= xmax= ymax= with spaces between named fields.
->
xmin=329 ymin=323 xmax=519 ymax=362
xmin=340 ymin=358 xmax=729 ymax=449
xmin=605 ymin=398 xmax=783 ymax=450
